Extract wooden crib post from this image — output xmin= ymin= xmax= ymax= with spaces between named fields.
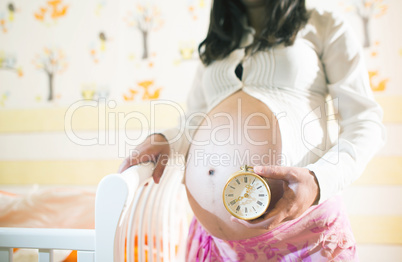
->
xmin=94 ymin=174 xmax=129 ymax=261
xmin=0 ymin=161 xmax=186 ymax=262
xmin=94 ymin=163 xmax=154 ymax=262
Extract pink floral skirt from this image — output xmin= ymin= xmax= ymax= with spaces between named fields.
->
xmin=186 ymin=195 xmax=358 ymax=261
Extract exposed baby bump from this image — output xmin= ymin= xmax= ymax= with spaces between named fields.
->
xmin=185 ymin=91 xmax=284 ymax=240
xmin=186 ymin=115 xmax=284 ymax=216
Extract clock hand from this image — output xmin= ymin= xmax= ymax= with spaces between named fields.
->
xmin=245 ymin=185 xmax=255 ymax=197
xmin=235 ymin=195 xmax=244 ymax=203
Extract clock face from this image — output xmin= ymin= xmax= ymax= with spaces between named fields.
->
xmin=223 ymin=172 xmax=271 ymax=220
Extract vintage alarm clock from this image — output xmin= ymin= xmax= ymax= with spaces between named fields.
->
xmin=223 ymin=165 xmax=271 ymax=220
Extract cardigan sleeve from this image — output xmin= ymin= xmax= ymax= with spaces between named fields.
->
xmin=158 ymin=62 xmax=208 ymax=157
xmin=304 ymin=11 xmax=387 ymax=204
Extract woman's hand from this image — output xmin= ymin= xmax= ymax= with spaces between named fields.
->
xmin=231 ymin=165 xmax=320 ymax=230
xmin=118 ymin=134 xmax=171 ymax=183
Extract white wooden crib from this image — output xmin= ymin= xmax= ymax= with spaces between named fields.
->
xmin=0 ymin=158 xmax=189 ymax=262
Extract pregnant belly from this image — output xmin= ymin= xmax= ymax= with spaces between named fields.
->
xmin=185 ymin=90 xmax=284 ymax=241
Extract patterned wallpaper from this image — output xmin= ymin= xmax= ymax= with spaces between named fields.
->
xmin=0 ymin=0 xmax=210 ymax=108
xmin=0 ymin=1 xmax=401 ymax=259
xmin=1 ymin=0 xmax=401 ymax=109
xmin=308 ymin=0 xmax=401 ymax=94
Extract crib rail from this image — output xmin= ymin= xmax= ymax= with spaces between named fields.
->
xmin=0 ymin=228 xmax=95 ymax=250
xmin=0 ymin=228 xmax=95 ymax=261
xmin=113 ymin=157 xmax=188 ymax=262
xmin=0 ymin=157 xmax=188 ymax=262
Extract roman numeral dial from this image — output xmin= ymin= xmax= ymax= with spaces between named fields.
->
xmin=223 ymin=166 xmax=271 ymax=221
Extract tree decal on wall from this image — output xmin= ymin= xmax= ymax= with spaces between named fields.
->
xmin=90 ymin=32 xmax=109 ymax=64
xmin=174 ymin=40 xmax=197 ymax=65
xmin=0 ymin=51 xmax=23 ymax=76
xmin=123 ymin=88 xmax=138 ymax=101
xmin=368 ymin=70 xmax=388 ymax=91
xmin=81 ymin=83 xmax=109 ymax=100
xmin=344 ymin=0 xmax=388 ymax=48
xmin=0 ymin=2 xmax=17 ymax=33
xmin=32 ymin=47 xmax=68 ymax=101
xmin=124 ymin=3 xmax=163 ymax=59
xmin=367 ymin=41 xmax=388 ymax=92
xmin=94 ymin=0 xmax=107 ymax=16
xmin=0 ymin=91 xmax=9 ymax=107
xmin=187 ymin=0 xmax=206 ymax=20
xmin=0 ymin=51 xmax=22 ymax=107
xmin=139 ymin=80 xmax=161 ymax=100
xmin=179 ymin=40 xmax=196 ymax=60
xmin=123 ymin=80 xmax=162 ymax=101
xmin=34 ymin=0 xmax=69 ymax=23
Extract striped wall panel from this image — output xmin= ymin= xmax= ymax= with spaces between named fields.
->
xmin=0 ymin=101 xmax=185 ymax=133
xmin=0 ymin=156 xmax=400 ymax=186
xmin=0 ymin=95 xmax=401 ymax=133
xmin=1 ymin=95 xmax=402 ymax=253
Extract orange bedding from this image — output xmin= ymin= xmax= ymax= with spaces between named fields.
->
xmin=0 ymin=186 xmax=96 ymax=262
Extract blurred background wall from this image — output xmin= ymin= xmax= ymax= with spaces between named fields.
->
xmin=0 ymin=0 xmax=401 ymax=260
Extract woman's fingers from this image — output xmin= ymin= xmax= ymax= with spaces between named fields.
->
xmin=117 ymin=147 xmax=151 ymax=173
xmin=152 ymin=151 xmax=170 ymax=183
xmin=230 ymin=166 xmax=317 ymax=231
xmin=263 ymin=194 xmax=295 ymax=230
xmin=230 ymin=195 xmax=290 ymax=230
xmin=152 ymin=138 xmax=170 ymax=183
xmin=118 ymin=134 xmax=171 ymax=184
xmin=253 ymin=165 xmax=298 ymax=182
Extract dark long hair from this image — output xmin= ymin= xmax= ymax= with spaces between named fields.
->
xmin=199 ymin=0 xmax=309 ymax=65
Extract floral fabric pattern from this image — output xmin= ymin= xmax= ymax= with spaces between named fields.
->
xmin=186 ymin=195 xmax=358 ymax=262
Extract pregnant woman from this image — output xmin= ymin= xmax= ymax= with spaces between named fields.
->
xmin=119 ymin=0 xmax=386 ymax=261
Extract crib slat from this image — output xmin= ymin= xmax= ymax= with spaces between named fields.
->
xmin=38 ymin=249 xmax=53 ymax=262
xmin=77 ymin=251 xmax=95 ymax=262
xmin=138 ymin=183 xmax=154 ymax=262
xmin=0 ymin=247 xmax=12 ymax=262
